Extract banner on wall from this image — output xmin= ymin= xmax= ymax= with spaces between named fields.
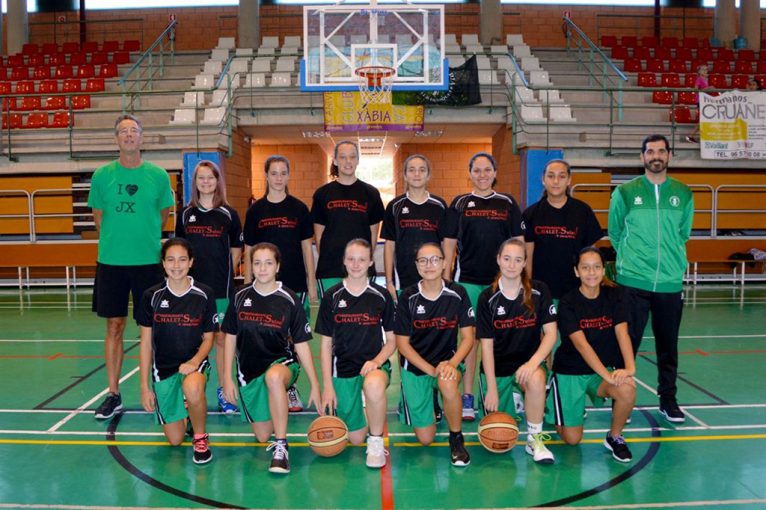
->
xmin=323 ymin=92 xmax=424 ymax=132
xmin=700 ymin=91 xmax=766 ymax=159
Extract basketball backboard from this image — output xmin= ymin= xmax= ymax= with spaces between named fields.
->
xmin=300 ymin=3 xmax=448 ymax=92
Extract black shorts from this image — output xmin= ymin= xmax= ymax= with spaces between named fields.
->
xmin=92 ymin=263 xmax=163 ymax=320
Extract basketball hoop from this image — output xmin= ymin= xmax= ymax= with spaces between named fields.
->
xmin=355 ymin=65 xmax=396 ymax=105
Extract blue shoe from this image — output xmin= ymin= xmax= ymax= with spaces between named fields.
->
xmin=461 ymin=394 xmax=475 ymax=422
xmin=217 ymin=387 xmax=238 ymax=414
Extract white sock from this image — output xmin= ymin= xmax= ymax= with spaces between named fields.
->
xmin=527 ymin=421 xmax=542 ymax=439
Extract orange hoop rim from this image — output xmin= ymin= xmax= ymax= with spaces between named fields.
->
xmin=354 ymin=65 xmax=396 ymax=88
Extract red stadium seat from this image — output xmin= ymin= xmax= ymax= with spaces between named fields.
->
xmin=662 ymin=37 xmax=679 ymax=48
xmin=98 ymin=64 xmax=118 ymax=78
xmin=28 ymin=54 xmax=45 ymax=66
xmin=85 ymin=78 xmax=105 ymax=92
xmin=8 ymin=55 xmax=26 ymax=67
xmin=77 ymin=64 xmax=95 ymax=78
xmin=112 ymin=51 xmax=130 ymax=65
xmin=757 ymin=61 xmax=766 ymax=73
xmin=646 ymin=59 xmax=665 ymax=72
xmin=690 ymin=59 xmax=708 ymax=73
xmin=42 ymin=43 xmax=59 ymax=55
xmin=10 ymin=67 xmax=29 ymax=80
xmin=712 ymin=60 xmax=731 ymax=74
xmin=39 ymin=79 xmax=59 ymax=93
xmin=33 ymin=66 xmax=52 ymax=79
xmin=730 ymin=74 xmax=749 ymax=89
xmin=611 ymin=46 xmax=629 ymax=60
xmin=734 ymin=60 xmax=753 ymax=73
xmin=81 ymin=41 xmax=99 ymax=53
xmin=637 ymin=72 xmax=657 ymax=87
xmin=48 ymin=53 xmax=66 ymax=66
xmin=102 ymin=40 xmax=119 ymax=52
xmin=623 ymin=58 xmax=642 ymax=72
xmin=3 ymin=97 xmax=17 ymax=110
xmin=717 ymin=48 xmax=734 ymax=61
xmin=44 ymin=95 xmax=67 ymax=110
xmin=669 ymin=106 xmax=696 ymax=124
xmin=678 ymin=91 xmax=699 ymax=105
xmin=62 ymin=42 xmax=79 ymax=54
xmin=24 ymin=112 xmax=48 ymax=128
xmin=675 ymin=47 xmax=694 ymax=61
xmin=661 ymin=73 xmax=682 ymax=88
xmin=683 ymin=37 xmax=700 ymax=49
xmin=90 ymin=52 xmax=108 ymax=65
xmin=684 ymin=73 xmax=698 ymax=87
xmin=709 ymin=74 xmax=728 ymax=89
xmin=15 ymin=80 xmax=35 ymax=94
xmin=669 ymin=60 xmax=688 ymax=73
xmin=2 ymin=113 xmax=23 ymax=129
xmin=62 ymin=79 xmax=81 ymax=93
xmin=123 ymin=40 xmax=141 ymax=52
xmin=621 ymin=36 xmax=638 ymax=48
xmin=69 ymin=52 xmax=87 ymax=66
xmin=22 ymin=43 xmax=39 ymax=55
xmin=652 ymin=90 xmax=674 ymax=104
xmin=737 ymin=49 xmax=755 ymax=61
xmin=697 ymin=48 xmax=714 ymax=61
xmin=18 ymin=96 xmax=42 ymax=111
xmin=641 ymin=36 xmax=659 ymax=48
xmin=633 ymin=46 xmax=651 ymax=60
xmin=71 ymin=95 xmax=91 ymax=109
xmin=55 ymin=65 xmax=73 ymax=79
xmin=655 ymin=47 xmax=672 ymax=60
xmin=601 ymin=35 xmax=618 ymax=48
xmin=51 ymin=111 xmax=71 ymax=128
xmin=0 ymin=81 xmax=11 ymax=94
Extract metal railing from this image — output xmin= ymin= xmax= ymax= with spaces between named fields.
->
xmin=119 ymin=19 xmax=177 ymax=112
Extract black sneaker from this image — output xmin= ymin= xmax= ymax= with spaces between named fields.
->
xmin=268 ymin=441 xmax=290 ymax=474
xmin=94 ymin=392 xmax=123 ymax=420
xmin=604 ymin=433 xmax=632 ymax=463
xmin=449 ymin=432 xmax=470 ymax=467
xmin=192 ymin=434 xmax=213 ymax=465
xmin=433 ymin=389 xmax=443 ymax=424
xmin=659 ymin=401 xmax=686 ymax=424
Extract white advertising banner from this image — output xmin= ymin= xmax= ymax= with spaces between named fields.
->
xmin=700 ymin=91 xmax=766 ymax=159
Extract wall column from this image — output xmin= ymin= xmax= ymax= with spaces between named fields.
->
xmin=7 ymin=0 xmax=29 ymax=56
xmin=740 ymin=0 xmax=760 ymax=50
xmin=238 ymin=0 xmax=261 ymax=49
xmin=479 ymin=0 xmax=503 ymax=46
xmin=714 ymin=0 xmax=736 ymax=47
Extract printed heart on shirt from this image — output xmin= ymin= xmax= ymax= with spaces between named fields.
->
xmin=125 ymin=184 xmax=139 ymax=196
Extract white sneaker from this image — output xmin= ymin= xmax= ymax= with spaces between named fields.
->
xmin=525 ymin=433 xmax=555 ymax=464
xmin=366 ymin=435 xmax=387 ymax=469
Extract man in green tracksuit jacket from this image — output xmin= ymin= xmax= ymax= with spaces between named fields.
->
xmin=608 ymin=134 xmax=694 ymax=424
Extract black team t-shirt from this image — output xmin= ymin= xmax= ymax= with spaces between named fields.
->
xmin=522 ymin=197 xmax=603 ymax=299
xmin=243 ymin=196 xmax=313 ymax=293
xmin=137 ymin=278 xmax=217 ymax=381
xmin=553 ymin=285 xmax=628 ymax=375
xmin=314 ymin=281 xmax=396 ymax=378
xmin=381 ymin=192 xmax=447 ymax=288
xmin=443 ymin=192 xmax=525 ymax=285
xmin=175 ymin=205 xmax=243 ymax=300
xmin=311 ymin=179 xmax=385 ymax=279
xmin=394 ymin=281 xmax=476 ymax=376
xmin=221 ymin=283 xmax=312 ymax=384
xmin=476 ymin=280 xmax=557 ymax=377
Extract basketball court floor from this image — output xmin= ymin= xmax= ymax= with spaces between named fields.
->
xmin=1 ymin=285 xmax=765 ymax=509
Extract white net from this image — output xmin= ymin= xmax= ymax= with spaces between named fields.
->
xmin=355 ymin=66 xmax=396 ymax=105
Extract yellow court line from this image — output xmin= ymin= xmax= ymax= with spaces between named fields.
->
xmin=2 ymin=434 xmax=766 ymax=448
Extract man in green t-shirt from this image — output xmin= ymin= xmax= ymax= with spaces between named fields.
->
xmin=88 ymin=114 xmax=176 ymax=420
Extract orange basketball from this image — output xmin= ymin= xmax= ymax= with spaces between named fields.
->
xmin=307 ymin=415 xmax=349 ymax=457
xmin=478 ymin=412 xmax=519 ymax=454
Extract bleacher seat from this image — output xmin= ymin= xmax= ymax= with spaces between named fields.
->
xmin=251 ymin=58 xmax=272 ymax=73
xmin=71 ymin=95 xmax=90 ymax=109
xmin=42 ymin=43 xmax=59 ymax=54
xmin=513 ymin=45 xmax=531 ymax=58
xmin=641 ymin=36 xmax=659 ymax=48
xmin=62 ymin=79 xmax=81 ymax=93
xmin=514 ymin=86 xmax=535 ymax=103
xmin=730 ymin=74 xmax=749 ymax=89
xmin=55 ymin=65 xmax=74 ymax=79
xmin=244 ymin=72 xmax=266 ymax=87
xmin=475 ymin=56 xmax=492 ymax=74
xmin=624 ymin=58 xmax=641 ymax=72
xmin=634 ymin=47 xmax=651 ymax=60
xmin=712 ymin=60 xmax=731 ymax=74
xmin=637 ymin=72 xmax=657 ymax=87
xmin=490 ymin=45 xmax=509 ymax=55
xmin=462 ymin=34 xmax=480 ymax=47
xmin=211 ymin=49 xmax=229 ymax=62
xmin=25 ymin=112 xmax=49 ymax=128
xmin=520 ymin=104 xmax=545 ymax=123
xmin=228 ymin=58 xmax=249 ymax=74
xmin=662 ymin=37 xmax=679 ymax=48
xmin=62 ymin=42 xmax=79 ymax=53
xmin=283 ymin=36 xmax=301 ymax=49
xmin=529 ymin=70 xmax=551 ymax=86
xmin=204 ymin=60 xmax=223 ymax=75
xmin=270 ymin=73 xmax=292 ymax=86
xmin=49 ymin=53 xmax=66 ymax=66
xmin=506 ymin=34 xmax=524 ymax=47
xmin=539 ymin=89 xmax=564 ymax=103
xmin=718 ymin=48 xmax=734 ymax=61
xmin=683 ymin=37 xmax=699 ymax=49
xmin=447 ymin=55 xmax=465 ymax=67
xmin=757 ymin=61 xmax=766 ymax=73
xmin=15 ymin=81 xmax=35 ymax=94
xmin=11 ymin=67 xmax=30 ymax=80
xmin=691 ymin=59 xmax=708 ymax=72
xmin=77 ymin=64 xmax=95 ymax=78
xmin=123 ymin=40 xmax=140 ymax=52
xmin=210 ymin=89 xmax=229 ymax=106
xmin=112 ymin=52 xmax=130 ymax=65
xmin=28 ymin=54 xmax=45 ymax=66
xmin=678 ymin=91 xmax=698 ymax=105
xmin=464 ymin=44 xmax=484 ymax=55
xmin=85 ymin=78 xmax=105 ymax=92
xmin=217 ymin=37 xmax=236 ymax=50
xmin=51 ymin=111 xmax=71 ymax=128
xmin=652 ymin=90 xmax=674 ymax=104
xmin=549 ymin=104 xmax=576 ymax=122
xmin=99 ymin=64 xmax=118 ymax=78
xmin=737 ymin=49 xmax=755 ymax=61
xmin=45 ymin=95 xmax=66 ymax=110
xmin=33 ymin=66 xmax=51 ymax=79
xmin=669 ymin=60 xmax=687 ymax=73
xmin=182 ymin=91 xmax=205 ymax=106
xmin=201 ymin=106 xmax=226 ymax=124
xmin=520 ymin=57 xmax=541 ymax=71
xmin=478 ymin=69 xmax=496 ymax=85
xmin=193 ymin=74 xmax=215 ymax=89
xmin=684 ymin=73 xmax=697 ymax=87
xmin=82 ymin=41 xmax=99 ymax=53
xmin=655 ymin=47 xmax=672 ymax=60
xmin=601 ymin=35 xmax=618 ymax=48
xmin=646 ymin=59 xmax=665 ymax=72
xmin=235 ymin=48 xmax=254 ymax=57
xmin=170 ymin=108 xmax=197 ymax=125
xmin=39 ymin=80 xmax=58 ymax=93
xmin=734 ymin=60 xmax=753 ymax=73
xmin=69 ymin=53 xmax=87 ymax=66
xmin=661 ymin=73 xmax=681 ymax=88
xmin=0 ymin=82 xmax=12 ymax=94
xmin=90 ymin=52 xmax=108 ymax=65
xmin=697 ymin=48 xmax=714 ymax=61
xmin=621 ymin=36 xmax=638 ymax=47
xmin=670 ymin=106 xmax=694 ymax=124
xmin=257 ymin=47 xmax=276 ymax=57
xmin=8 ymin=55 xmax=25 ymax=67
xmin=261 ymin=36 xmax=280 ymax=48
xmin=22 ymin=43 xmax=39 ymax=55
xmin=709 ymin=74 xmax=728 ymax=89
xmin=2 ymin=97 xmax=17 ymax=110
xmin=19 ymin=96 xmax=42 ymax=111
xmin=102 ymin=41 xmax=119 ymax=52
xmin=275 ymin=58 xmax=295 ymax=72
xmin=2 ymin=113 xmax=22 ymax=129
xmin=676 ymin=48 xmax=693 ymax=61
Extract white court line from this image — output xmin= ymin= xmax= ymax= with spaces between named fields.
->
xmin=633 ymin=376 xmax=709 ymax=427
xmin=644 ymin=334 xmax=766 ymax=340
xmin=473 ymin=499 xmax=766 ymax=509
xmin=0 ymin=339 xmax=104 ymax=343
xmin=47 ymin=366 xmax=140 ymax=433
xmin=0 ymin=506 xmax=275 ymax=510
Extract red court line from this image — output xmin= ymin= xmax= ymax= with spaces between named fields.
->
xmin=380 ymin=421 xmax=395 ymax=510
xmin=0 ymin=355 xmax=140 ymax=360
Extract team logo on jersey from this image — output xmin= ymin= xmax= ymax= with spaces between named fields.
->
xmin=402 ymin=206 xmax=410 ymax=214
xmin=549 ymin=304 xmax=557 ymax=315
xmin=304 ymin=324 xmax=311 ymax=334
xmin=189 ymin=215 xmax=196 ymax=223
xmin=244 ymin=298 xmax=252 ymax=307
xmin=467 ymin=201 xmax=476 ymax=208
xmin=467 ymin=307 xmax=475 ymax=318
xmin=160 ymin=299 xmax=169 ymax=308
xmin=669 ymin=196 xmax=680 ymax=207
xmin=338 ymin=299 xmax=347 ymax=308
xmin=416 ymin=304 xmax=426 ymax=314
xmin=497 ymin=306 xmax=506 ymax=315
xmin=213 ymin=312 xmax=223 ymax=324
xmin=239 ymin=233 xmax=244 ymax=242
xmin=633 ymin=196 xmax=643 ymax=206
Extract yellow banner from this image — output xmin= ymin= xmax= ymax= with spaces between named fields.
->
xmin=323 ymin=92 xmax=424 ymax=132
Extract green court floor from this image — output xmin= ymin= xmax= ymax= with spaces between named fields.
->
xmin=0 ymin=286 xmax=765 ymax=509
